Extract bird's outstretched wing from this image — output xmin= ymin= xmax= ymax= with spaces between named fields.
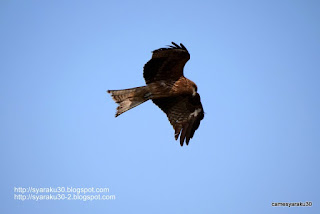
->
xmin=143 ymin=42 xmax=190 ymax=84
xmin=152 ymin=93 xmax=204 ymax=146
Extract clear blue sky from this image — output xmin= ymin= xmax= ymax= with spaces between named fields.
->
xmin=1 ymin=0 xmax=319 ymax=213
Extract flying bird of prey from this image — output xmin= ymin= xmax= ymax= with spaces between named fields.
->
xmin=107 ymin=42 xmax=204 ymax=146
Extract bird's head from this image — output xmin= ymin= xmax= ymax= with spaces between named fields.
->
xmin=192 ymin=83 xmax=198 ymax=96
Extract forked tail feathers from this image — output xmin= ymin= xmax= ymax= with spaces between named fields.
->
xmin=107 ymin=86 xmax=151 ymax=117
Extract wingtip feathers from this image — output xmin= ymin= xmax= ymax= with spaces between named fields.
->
xmin=152 ymin=42 xmax=189 ymax=53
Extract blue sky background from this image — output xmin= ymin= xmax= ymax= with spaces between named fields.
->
xmin=1 ymin=0 xmax=319 ymax=213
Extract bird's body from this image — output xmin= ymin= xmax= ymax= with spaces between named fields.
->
xmin=107 ymin=42 xmax=204 ymax=146
xmin=148 ymin=76 xmax=197 ymax=98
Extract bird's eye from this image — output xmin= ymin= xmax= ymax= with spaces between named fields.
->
xmin=194 ymin=85 xmax=198 ymax=92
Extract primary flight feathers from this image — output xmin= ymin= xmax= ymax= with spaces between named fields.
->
xmin=107 ymin=42 xmax=204 ymax=146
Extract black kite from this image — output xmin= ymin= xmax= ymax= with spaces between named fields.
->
xmin=107 ymin=42 xmax=204 ymax=146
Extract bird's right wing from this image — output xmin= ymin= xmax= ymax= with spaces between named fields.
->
xmin=152 ymin=93 xmax=204 ymax=146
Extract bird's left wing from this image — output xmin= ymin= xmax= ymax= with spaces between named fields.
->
xmin=152 ymin=93 xmax=204 ymax=146
xmin=143 ymin=42 xmax=190 ymax=84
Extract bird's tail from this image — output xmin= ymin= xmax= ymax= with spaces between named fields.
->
xmin=107 ymin=86 xmax=151 ymax=117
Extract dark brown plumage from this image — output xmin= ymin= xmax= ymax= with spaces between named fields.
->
xmin=107 ymin=42 xmax=204 ymax=146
